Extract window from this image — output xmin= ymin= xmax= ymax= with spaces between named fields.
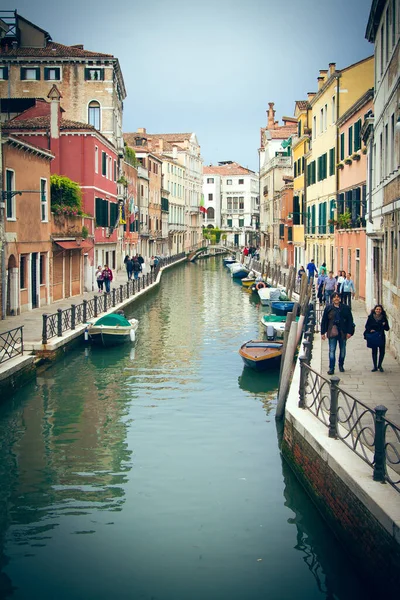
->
xmin=279 ymin=224 xmax=285 ymax=239
xmin=391 ymin=113 xmax=395 ymax=172
xmin=324 ymin=104 xmax=328 ymax=130
xmin=109 ymin=202 xmax=118 ymax=228
xmin=227 ymin=197 xmax=232 ymax=210
xmin=298 ymin=120 xmax=302 ymax=137
xmin=340 ymin=132 xmax=345 ymax=161
xmin=44 ymin=67 xmax=61 ymax=81
xmin=238 ymin=179 xmax=244 ymax=184
xmin=114 ymin=160 xmax=117 ymax=182
xmin=6 ymin=169 xmax=15 ymax=220
xmin=207 ymin=207 xmax=215 ymax=219
xmin=227 ymin=219 xmax=232 ymax=227
xmin=40 ymin=178 xmax=48 ymax=222
xmin=40 ymin=254 xmax=45 ymax=285
xmin=348 ymin=126 xmax=353 ymax=155
xmin=85 ymin=68 xmax=104 ymax=81
xmin=95 ymin=197 xmax=109 ymax=227
xmin=393 ymin=0 xmax=396 ymax=47
xmin=20 ymin=256 xmax=26 ymax=289
xmin=20 ymin=67 xmax=40 ymax=80
xmin=208 ymin=193 xmax=213 ymax=201
xmin=226 ymin=179 xmax=232 ymax=185
xmin=0 ymin=66 xmax=8 ymax=80
xmin=109 ymin=156 xmax=112 ymax=180
xmin=313 ymin=116 xmax=316 ymax=139
xmin=102 ymin=151 xmax=107 ymax=177
xmin=239 ymin=197 xmax=244 ymax=210
xmin=329 ymin=147 xmax=335 ymax=176
xmin=239 ymin=219 xmax=244 ymax=227
xmin=320 ymin=108 xmax=323 ymax=134
xmin=354 ymin=119 xmax=361 ymax=151
xmin=380 ymin=24 xmax=384 ymax=75
xmin=88 ymin=101 xmax=100 ymax=130
xmin=95 ymin=146 xmax=98 ymax=173
xmin=331 ymin=96 xmax=336 ymax=123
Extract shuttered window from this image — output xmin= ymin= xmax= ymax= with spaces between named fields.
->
xmin=95 ymin=197 xmax=109 ymax=227
xmin=293 ymin=195 xmax=300 ymax=225
xmin=329 ymin=199 xmax=336 ymax=233
xmin=288 ymin=227 xmax=292 ymax=242
xmin=348 ymin=126 xmax=353 ymax=155
xmin=329 ymin=147 xmax=335 ymax=176
xmin=279 ymin=224 xmax=284 ymax=239
xmin=311 ymin=205 xmax=316 ymax=234
xmin=340 ymin=133 xmax=345 ymax=160
xmin=354 ymin=119 xmax=361 ymax=151
xmin=109 ymin=202 xmax=119 ymax=228
xmin=102 ymin=152 xmax=107 ymax=176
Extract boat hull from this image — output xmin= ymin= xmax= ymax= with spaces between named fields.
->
xmin=87 ymin=317 xmax=139 ymax=348
xmin=239 ymin=340 xmax=283 ymax=371
xmin=271 ymin=302 xmax=296 ymax=316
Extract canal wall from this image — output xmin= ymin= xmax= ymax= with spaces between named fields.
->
xmin=282 ymin=336 xmax=400 ymax=596
xmin=0 ymin=259 xmax=185 ymax=398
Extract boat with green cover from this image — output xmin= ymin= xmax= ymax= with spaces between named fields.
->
xmin=87 ymin=313 xmax=139 ymax=347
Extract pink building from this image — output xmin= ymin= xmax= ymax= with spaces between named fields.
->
xmin=335 ymin=89 xmax=373 ymax=300
xmin=4 ymin=87 xmax=120 ymax=287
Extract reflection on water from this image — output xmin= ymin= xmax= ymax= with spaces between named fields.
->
xmin=0 ymin=258 xmax=370 ymax=599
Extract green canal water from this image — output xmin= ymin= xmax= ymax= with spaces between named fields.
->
xmin=0 ymin=258 xmax=371 ymax=599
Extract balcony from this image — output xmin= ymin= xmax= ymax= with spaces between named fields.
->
xmin=137 ymin=165 xmax=149 ymax=180
xmin=266 ymin=155 xmax=292 ymax=170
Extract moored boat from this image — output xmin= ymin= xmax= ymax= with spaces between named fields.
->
xmin=260 ymin=314 xmax=300 ymax=339
xmin=230 ymin=263 xmax=250 ymax=279
xmin=239 ymin=340 xmax=283 ymax=371
xmin=87 ymin=313 xmax=139 ymax=347
xmin=271 ymin=301 xmax=297 ymax=316
xmin=223 ymin=256 xmax=237 ymax=266
xmin=257 ymin=287 xmax=284 ymax=306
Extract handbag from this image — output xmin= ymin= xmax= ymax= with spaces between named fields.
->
xmin=365 ymin=331 xmax=383 ymax=348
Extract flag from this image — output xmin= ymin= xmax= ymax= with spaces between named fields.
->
xmin=199 ymin=194 xmax=207 ymax=214
xmin=119 ymin=204 xmax=126 ymax=225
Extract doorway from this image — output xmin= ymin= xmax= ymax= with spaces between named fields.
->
xmin=31 ymin=253 xmax=38 ymax=308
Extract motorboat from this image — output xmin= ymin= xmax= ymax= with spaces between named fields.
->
xmin=229 ymin=263 xmax=250 ymax=279
xmin=223 ymin=256 xmax=237 ymax=266
xmin=257 ymin=287 xmax=286 ymax=306
xmin=87 ymin=313 xmax=139 ymax=347
xmin=260 ymin=314 xmax=300 ymax=339
xmin=271 ymin=301 xmax=297 ymax=316
xmin=239 ymin=340 xmax=283 ymax=371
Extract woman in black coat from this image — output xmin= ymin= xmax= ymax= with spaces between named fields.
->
xmin=364 ymin=305 xmax=390 ymax=372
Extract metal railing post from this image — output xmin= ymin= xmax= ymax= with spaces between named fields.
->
xmin=71 ymin=304 xmax=76 ymax=330
xmin=328 ymin=376 xmax=340 ymax=438
xmin=42 ymin=314 xmax=48 ymax=344
xmin=57 ymin=309 xmax=63 ymax=337
xmin=83 ymin=300 xmax=87 ymax=323
xmin=104 ymin=292 xmax=108 ymax=312
xmin=298 ymin=356 xmax=307 ymax=408
xmin=302 ymin=340 xmax=311 ymax=363
xmin=20 ymin=326 xmax=24 ymax=355
xmin=94 ymin=295 xmax=98 ymax=318
xmin=112 ymin=288 xmax=116 ymax=307
xmin=373 ymin=405 xmax=388 ymax=482
xmin=126 ymin=281 xmax=130 ymax=298
xmin=119 ymin=285 xmax=123 ymax=303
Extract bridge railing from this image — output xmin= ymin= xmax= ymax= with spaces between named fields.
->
xmin=42 ymin=253 xmax=185 ymax=344
xmin=0 ymin=326 xmax=24 ymax=364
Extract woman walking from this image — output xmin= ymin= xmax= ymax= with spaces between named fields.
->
xmin=102 ymin=264 xmax=113 ymax=294
xmin=95 ymin=265 xmax=104 ymax=293
xmin=364 ymin=305 xmax=390 ymax=372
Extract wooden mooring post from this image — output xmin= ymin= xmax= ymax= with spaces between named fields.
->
xmin=276 ymin=302 xmax=299 ymax=420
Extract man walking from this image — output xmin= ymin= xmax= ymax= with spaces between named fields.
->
xmin=321 ymin=292 xmax=355 ymax=375
xmin=340 ymin=273 xmax=355 ymax=307
xmin=306 ymin=259 xmax=318 ymax=283
xmin=323 ymin=271 xmax=336 ymax=304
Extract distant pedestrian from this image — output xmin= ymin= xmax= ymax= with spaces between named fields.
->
xmin=102 ymin=265 xmax=113 ymax=293
xmin=317 ymin=272 xmax=326 ymax=305
xmin=132 ymin=258 xmax=141 ymax=280
xmin=150 ymin=256 xmax=155 ymax=273
xmin=319 ymin=262 xmax=328 ymax=276
xmin=340 ymin=273 xmax=355 ymax=307
xmin=126 ymin=257 xmax=134 ymax=280
xmin=364 ymin=305 xmax=390 ymax=372
xmin=297 ymin=265 xmax=306 ymax=282
xmin=321 ymin=292 xmax=355 ymax=375
xmin=337 ymin=271 xmax=346 ymax=299
xmin=306 ymin=259 xmax=318 ymax=283
xmin=95 ymin=265 xmax=104 ymax=293
xmin=138 ymin=254 xmax=144 ymax=268
xmin=323 ymin=271 xmax=336 ymax=304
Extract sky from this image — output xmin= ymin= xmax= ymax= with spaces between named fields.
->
xmin=13 ymin=0 xmax=373 ymax=171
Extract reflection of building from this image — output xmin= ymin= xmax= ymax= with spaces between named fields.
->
xmin=0 ymin=10 xmax=126 ymax=153
xmin=364 ymin=0 xmax=400 ymax=357
xmin=202 ymin=161 xmax=259 ymax=248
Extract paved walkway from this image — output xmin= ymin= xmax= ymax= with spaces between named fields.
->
xmin=319 ymin=299 xmax=400 ymax=425
xmin=0 ymin=267 xmax=145 ymax=343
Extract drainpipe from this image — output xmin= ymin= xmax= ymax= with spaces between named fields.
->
xmin=0 ymin=122 xmax=6 ymax=319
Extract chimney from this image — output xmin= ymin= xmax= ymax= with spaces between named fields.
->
xmin=47 ymin=85 xmax=62 ymax=139
xmin=329 ymin=62 xmax=336 ymax=75
xmin=267 ymin=102 xmax=275 ymax=129
xmin=71 ymin=44 xmax=84 ymax=49
xmin=317 ymin=76 xmax=324 ymax=90
xmin=172 ymin=145 xmax=178 ymax=159
xmin=307 ymin=92 xmax=316 ymax=102
xmin=137 ymin=127 xmax=146 ymax=134
xmin=319 ymin=69 xmax=328 ymax=81
xmin=159 ymin=138 xmax=164 ymax=152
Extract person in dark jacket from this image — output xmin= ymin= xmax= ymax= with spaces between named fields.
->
xmin=364 ymin=305 xmax=390 ymax=372
xmin=321 ymin=292 xmax=355 ymax=375
xmin=126 ymin=257 xmax=134 ymax=280
xmin=132 ymin=258 xmax=141 ymax=280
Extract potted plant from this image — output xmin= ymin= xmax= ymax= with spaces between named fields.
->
xmin=344 ymin=157 xmax=352 ymax=165
xmin=362 ymin=147 xmax=367 ymax=154
xmin=337 ymin=210 xmax=352 ymax=229
xmin=352 ymin=152 xmax=361 ymax=161
xmin=337 ymin=162 xmax=344 ymax=170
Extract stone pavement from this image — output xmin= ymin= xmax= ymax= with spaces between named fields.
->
xmin=0 ymin=267 xmax=145 ymax=344
xmin=319 ymin=299 xmax=400 ymax=426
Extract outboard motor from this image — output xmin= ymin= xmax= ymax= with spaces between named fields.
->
xmin=265 ymin=324 xmax=276 ymax=341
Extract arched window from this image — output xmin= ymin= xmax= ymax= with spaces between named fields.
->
xmin=207 ymin=207 xmax=215 ymax=219
xmin=88 ymin=101 xmax=101 ymax=130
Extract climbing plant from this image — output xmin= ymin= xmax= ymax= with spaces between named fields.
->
xmin=50 ymin=175 xmax=84 ymax=215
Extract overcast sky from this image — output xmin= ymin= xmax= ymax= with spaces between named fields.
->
xmin=13 ymin=0 xmax=373 ymax=171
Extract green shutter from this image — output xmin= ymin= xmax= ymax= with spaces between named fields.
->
xmin=317 ymin=156 xmax=321 ymax=181
xmin=329 ymin=148 xmax=335 ymax=175
xmin=318 ymin=203 xmax=322 ymax=233
xmin=288 ymin=227 xmax=293 ymax=242
xmin=102 ymin=152 xmax=107 ymax=176
xmin=354 ymin=119 xmax=361 ymax=151
xmin=110 ymin=202 xmax=118 ymax=227
xmin=322 ymin=202 xmax=327 ymax=234
xmin=307 ymin=207 xmax=311 ymax=234
xmin=312 ymin=161 xmax=316 ymax=184
xmin=340 ymin=133 xmax=345 ymax=160
xmin=329 ymin=200 xmax=335 ymax=233
xmin=294 ymin=162 xmax=297 ymax=178
xmin=279 ymin=223 xmax=284 ymax=238
xmin=348 ymin=126 xmax=353 ymax=155
xmin=311 ymin=205 xmax=316 ymax=234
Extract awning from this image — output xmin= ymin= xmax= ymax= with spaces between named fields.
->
xmin=54 ymin=240 xmax=92 ymax=250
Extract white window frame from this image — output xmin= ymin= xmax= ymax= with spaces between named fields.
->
xmin=40 ymin=178 xmax=48 ymax=222
xmin=6 ymin=168 xmax=16 ymax=221
xmin=22 ymin=67 xmax=40 ymax=81
xmin=88 ymin=100 xmax=101 ymax=130
xmin=45 ymin=67 xmax=62 ymax=81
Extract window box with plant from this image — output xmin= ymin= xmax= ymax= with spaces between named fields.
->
xmin=344 ymin=157 xmax=352 ymax=165
xmin=352 ymin=152 xmax=361 ymax=161
xmin=337 ymin=210 xmax=352 ymax=229
xmin=337 ymin=162 xmax=344 ymax=170
xmin=361 ymin=147 xmax=367 ymax=155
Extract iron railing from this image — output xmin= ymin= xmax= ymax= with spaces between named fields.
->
xmin=0 ymin=326 xmax=24 ymax=364
xmin=298 ymin=307 xmax=400 ymax=493
xmin=42 ymin=253 xmax=185 ymax=344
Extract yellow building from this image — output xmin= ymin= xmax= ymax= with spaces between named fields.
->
xmin=305 ymin=57 xmax=374 ymax=270
xmin=292 ymin=98 xmax=313 ymax=268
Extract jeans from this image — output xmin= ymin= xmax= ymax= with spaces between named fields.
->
xmin=372 ymin=343 xmax=385 ymax=368
xmin=328 ymin=336 xmax=346 ymax=371
xmin=325 ymin=290 xmax=334 ymax=304
xmin=342 ymin=292 xmax=352 ymax=307
xmin=134 ymin=271 xmax=139 ymax=280
xmin=104 ymin=279 xmax=111 ymax=293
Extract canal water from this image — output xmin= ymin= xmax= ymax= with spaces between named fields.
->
xmin=0 ymin=258 xmax=371 ymax=600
